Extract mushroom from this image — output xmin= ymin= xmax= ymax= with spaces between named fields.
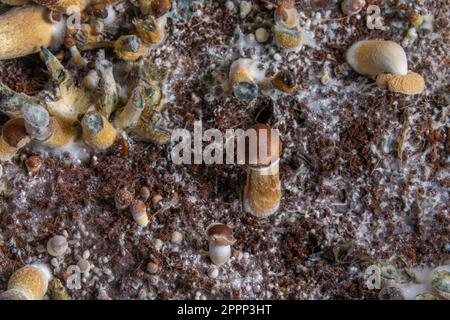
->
xmin=0 ymin=118 xmax=31 ymax=161
xmin=25 ymin=155 xmax=43 ymax=173
xmin=228 ymin=58 xmax=259 ymax=101
xmin=271 ymin=70 xmax=297 ymax=94
xmin=114 ymin=87 xmax=145 ymax=130
xmin=340 ymin=0 xmax=366 ymax=16
xmin=133 ymin=1 xmax=171 ymax=46
xmin=0 ymin=6 xmax=65 ymax=60
xmin=114 ymin=188 xmax=134 ymax=210
xmin=346 ymin=40 xmax=408 ymax=76
xmin=95 ymin=54 xmax=119 ymax=119
xmin=81 ymin=111 xmax=117 ymax=150
xmin=130 ymin=200 xmax=149 ymax=227
xmin=0 ymin=263 xmax=52 ymax=300
xmin=149 ymin=0 xmax=171 ymax=18
xmin=380 ymin=264 xmax=412 ymax=288
xmin=273 ymin=0 xmax=303 ymax=50
xmin=242 ymin=123 xmax=282 ymax=218
xmin=46 ymin=235 xmax=68 ymax=257
xmin=114 ymin=35 xmax=148 ymax=62
xmin=431 ymin=265 xmax=450 ymax=300
xmin=64 ymin=34 xmax=87 ymax=68
xmin=346 ymin=40 xmax=425 ymax=95
xmin=206 ymin=223 xmax=236 ymax=266
xmin=23 ymin=103 xmax=77 ymax=148
xmin=376 ymin=71 xmax=425 ymax=95
xmin=40 ymin=47 xmax=91 ymax=122
xmin=82 ymin=70 xmax=101 ymax=92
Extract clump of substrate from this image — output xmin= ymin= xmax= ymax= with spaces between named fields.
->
xmin=0 ymin=0 xmax=448 ymax=300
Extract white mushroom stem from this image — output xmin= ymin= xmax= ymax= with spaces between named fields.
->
xmin=209 ymin=242 xmax=232 ymax=266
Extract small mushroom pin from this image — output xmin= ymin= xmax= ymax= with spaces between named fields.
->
xmin=206 ymin=223 xmax=236 ymax=266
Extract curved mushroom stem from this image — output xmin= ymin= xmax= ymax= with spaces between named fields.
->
xmin=95 ymin=52 xmax=118 ymax=119
xmin=114 ymin=86 xmax=144 ymax=130
xmin=68 ymin=45 xmax=87 ymax=67
xmin=40 ymin=47 xmax=74 ymax=89
xmin=0 ymin=82 xmax=38 ymax=118
xmin=40 ymin=48 xmax=91 ymax=122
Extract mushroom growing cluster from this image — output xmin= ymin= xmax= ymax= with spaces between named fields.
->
xmin=378 ymin=263 xmax=450 ymax=300
xmin=0 ymin=1 xmax=173 ymax=162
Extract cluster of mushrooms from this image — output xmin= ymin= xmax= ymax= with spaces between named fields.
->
xmin=0 ymin=0 xmax=173 ymax=163
xmin=0 ymin=0 xmax=434 ymax=300
xmin=378 ymin=263 xmax=450 ymax=300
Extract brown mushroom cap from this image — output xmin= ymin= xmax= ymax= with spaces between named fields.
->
xmin=151 ymin=0 xmax=172 ymax=18
xmin=115 ymin=188 xmax=134 ymax=210
xmin=245 ymin=123 xmax=282 ymax=167
xmin=272 ymin=70 xmax=297 ymax=94
xmin=206 ymin=223 xmax=236 ymax=246
xmin=130 ymin=199 xmax=146 ymax=217
xmin=2 ymin=118 xmax=30 ymax=148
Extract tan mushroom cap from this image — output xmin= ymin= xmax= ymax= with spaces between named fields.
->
xmin=206 ymin=223 xmax=236 ymax=246
xmin=376 ymin=71 xmax=425 ymax=95
xmin=2 ymin=118 xmax=30 ymax=148
xmin=346 ymin=40 xmax=408 ymax=76
xmin=245 ymin=123 xmax=282 ymax=167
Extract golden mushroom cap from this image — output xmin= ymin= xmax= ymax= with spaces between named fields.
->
xmin=376 ymin=71 xmax=425 ymax=95
xmin=7 ymin=264 xmax=52 ymax=300
xmin=346 ymin=40 xmax=408 ymax=76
